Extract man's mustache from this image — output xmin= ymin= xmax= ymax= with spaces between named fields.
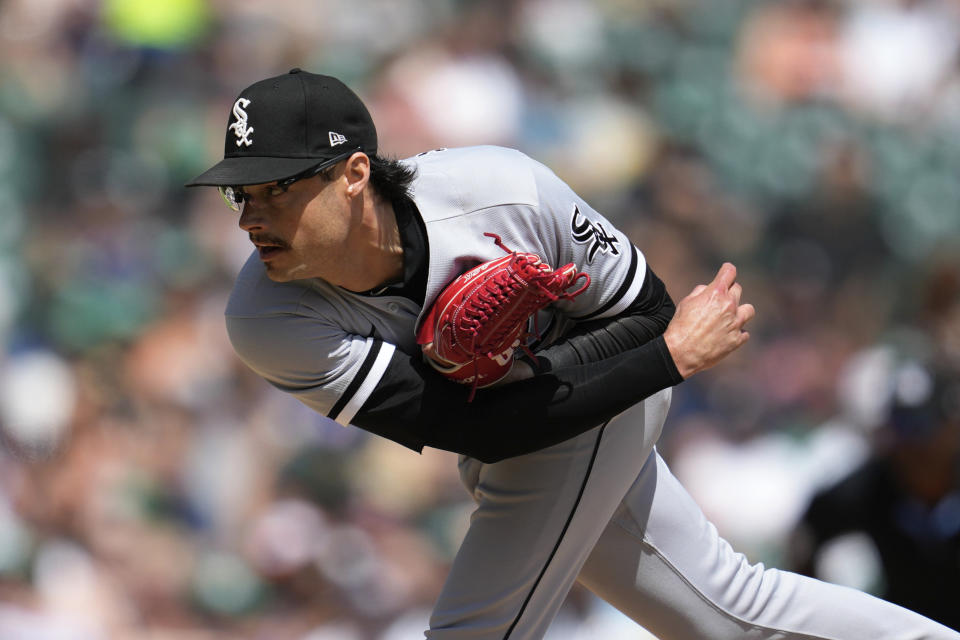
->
xmin=249 ymin=234 xmax=289 ymax=249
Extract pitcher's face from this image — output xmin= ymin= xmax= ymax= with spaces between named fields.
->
xmin=236 ymin=163 xmax=358 ymax=284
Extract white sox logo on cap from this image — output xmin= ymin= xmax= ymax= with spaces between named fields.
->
xmin=229 ymin=98 xmax=254 ymax=147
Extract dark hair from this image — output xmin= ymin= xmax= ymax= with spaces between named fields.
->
xmin=318 ymin=153 xmax=417 ymax=204
xmin=369 ymin=154 xmax=417 ymax=204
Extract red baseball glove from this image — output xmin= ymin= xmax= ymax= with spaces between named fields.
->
xmin=416 ymin=233 xmax=590 ymax=400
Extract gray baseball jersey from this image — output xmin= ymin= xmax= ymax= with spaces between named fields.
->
xmin=220 ymin=145 xmax=960 ymax=639
xmin=225 ymin=145 xmax=645 ymax=427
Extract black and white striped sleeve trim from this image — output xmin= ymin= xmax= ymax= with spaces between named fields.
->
xmin=571 ymin=244 xmax=645 ymax=322
xmin=328 ymin=338 xmax=396 ymax=426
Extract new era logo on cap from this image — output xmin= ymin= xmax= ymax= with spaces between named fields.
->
xmin=329 ymin=131 xmax=347 ymax=146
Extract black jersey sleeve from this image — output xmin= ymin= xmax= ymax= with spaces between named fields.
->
xmin=534 ymin=267 xmax=674 ymax=369
xmin=351 ymin=266 xmax=683 ymax=462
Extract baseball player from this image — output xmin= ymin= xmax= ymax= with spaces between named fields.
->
xmin=187 ymin=69 xmax=960 ymax=639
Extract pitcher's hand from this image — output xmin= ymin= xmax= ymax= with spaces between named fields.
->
xmin=663 ymin=263 xmax=755 ymax=379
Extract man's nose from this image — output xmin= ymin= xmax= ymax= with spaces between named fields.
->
xmin=238 ymin=205 xmax=264 ymax=232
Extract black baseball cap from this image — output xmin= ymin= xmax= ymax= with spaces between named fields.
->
xmin=186 ymin=69 xmax=377 ymax=187
xmin=888 ymin=363 xmax=960 ymax=440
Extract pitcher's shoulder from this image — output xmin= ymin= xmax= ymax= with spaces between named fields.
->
xmin=406 ymin=146 xmax=540 ymax=221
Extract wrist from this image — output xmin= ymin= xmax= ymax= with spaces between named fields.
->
xmin=662 ymin=330 xmax=693 ymax=379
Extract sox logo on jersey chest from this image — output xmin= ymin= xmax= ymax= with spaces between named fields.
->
xmin=571 ymin=204 xmax=619 ymax=264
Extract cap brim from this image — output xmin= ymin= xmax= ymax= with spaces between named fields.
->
xmin=185 ymin=155 xmax=337 ymax=187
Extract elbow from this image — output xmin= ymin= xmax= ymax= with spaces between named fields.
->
xmin=426 ymin=436 xmax=510 ymax=464
xmin=472 ymin=449 xmax=509 ymax=464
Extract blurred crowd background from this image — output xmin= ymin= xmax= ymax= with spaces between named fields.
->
xmin=2 ymin=0 xmax=960 ymax=638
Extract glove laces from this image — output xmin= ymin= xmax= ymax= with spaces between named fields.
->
xmin=461 ymin=233 xmax=590 ymax=400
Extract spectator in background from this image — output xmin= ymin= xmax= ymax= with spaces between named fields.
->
xmin=792 ymin=358 xmax=960 ymax=630
xmin=765 ymin=140 xmax=893 ymax=339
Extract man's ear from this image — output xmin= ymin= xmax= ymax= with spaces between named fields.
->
xmin=344 ymin=152 xmax=371 ymax=197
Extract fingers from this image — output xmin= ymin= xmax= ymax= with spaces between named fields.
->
xmin=736 ymin=302 xmax=755 ymax=327
xmin=730 ymin=282 xmax=742 ymax=305
xmin=666 ymin=263 xmax=756 ymax=378
xmin=732 ymin=304 xmax=755 ymax=349
xmin=711 ymin=262 xmax=737 ymax=291
xmin=688 ymin=263 xmax=739 ymax=300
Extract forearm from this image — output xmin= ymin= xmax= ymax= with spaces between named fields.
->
xmin=353 ymin=336 xmax=680 ymax=462
xmin=535 ymin=268 xmax=674 ymax=369
xmin=352 ymin=268 xmax=682 ymax=462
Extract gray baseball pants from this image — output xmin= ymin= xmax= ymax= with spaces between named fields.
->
xmin=426 ymin=388 xmax=959 ymax=639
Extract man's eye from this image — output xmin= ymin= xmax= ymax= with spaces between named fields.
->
xmin=267 ymin=186 xmax=286 ymax=197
